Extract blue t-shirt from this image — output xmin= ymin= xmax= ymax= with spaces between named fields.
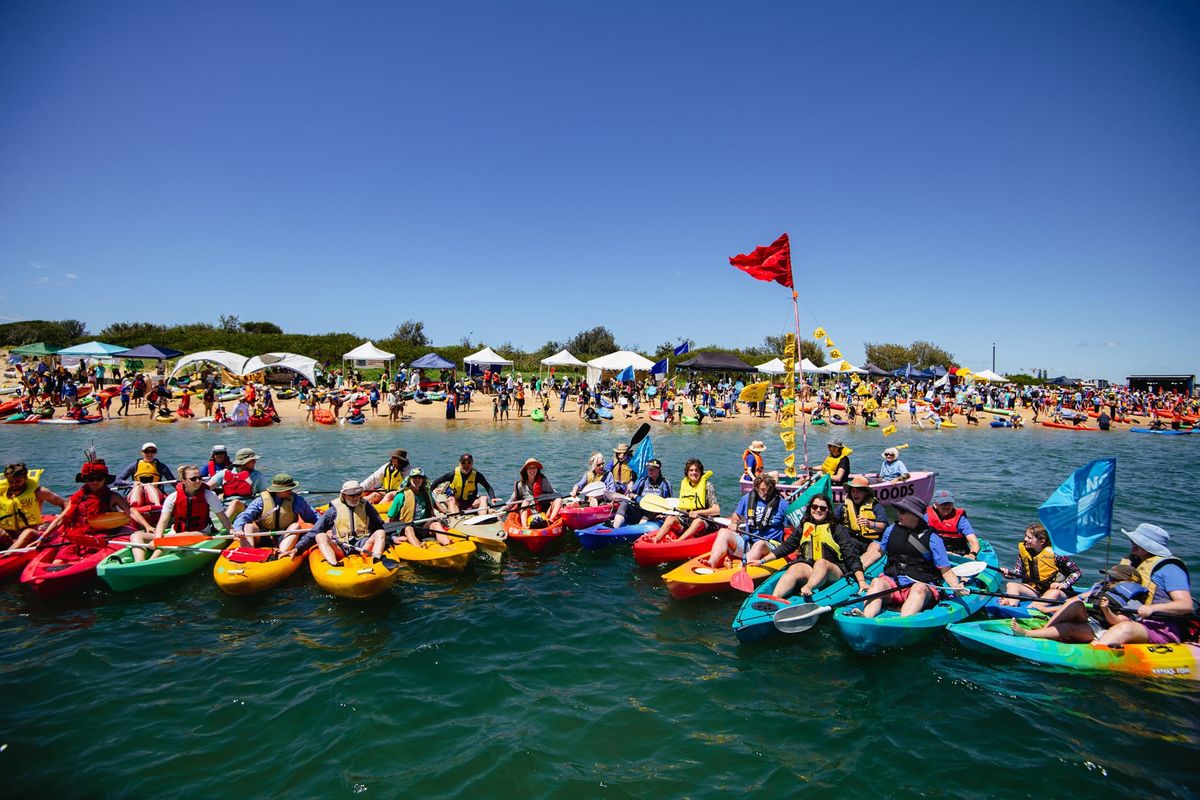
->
xmin=1149 ymin=562 xmax=1190 ymax=605
xmin=879 ymin=524 xmax=951 ymax=583
xmin=734 ymin=493 xmax=787 ymax=540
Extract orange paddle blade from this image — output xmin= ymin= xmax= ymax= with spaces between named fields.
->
xmin=730 ymin=567 xmax=755 ymax=593
xmin=153 ymin=535 xmax=211 ymax=547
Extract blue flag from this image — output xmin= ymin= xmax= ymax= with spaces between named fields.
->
xmin=615 ymin=365 xmax=634 ymax=383
xmin=650 ymin=357 xmax=668 ymax=375
xmin=1037 ymin=458 xmax=1116 ymax=556
xmin=784 ymin=475 xmax=832 ymax=529
xmin=630 ymin=435 xmax=653 ymax=479
xmin=674 ymin=341 xmax=690 ymax=356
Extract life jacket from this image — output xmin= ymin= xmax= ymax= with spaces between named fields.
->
xmin=820 ymin=447 xmax=852 ymax=480
xmin=609 ymin=463 xmax=635 ymax=489
xmin=1018 ymin=542 xmax=1060 ymax=593
xmin=742 ymin=450 xmax=764 ymax=477
xmin=799 ymin=521 xmax=842 ymax=563
xmin=0 ymin=477 xmax=42 ymax=532
xmin=393 ymin=485 xmax=436 ymax=524
xmin=172 ymin=485 xmax=211 ymax=532
xmin=1119 ymin=555 xmax=1190 ymax=605
xmin=379 ymin=464 xmax=406 ymax=492
xmin=925 ymin=507 xmax=967 ymax=541
xmin=133 ymin=460 xmax=160 ymax=483
xmin=222 ymin=468 xmax=254 ymax=499
xmin=884 ymin=524 xmax=941 ymax=583
xmin=677 ymin=470 xmax=713 ymax=512
xmin=331 ymin=497 xmax=371 ymax=541
xmin=259 ymin=491 xmax=296 ymax=531
xmin=66 ymin=486 xmax=116 ymax=534
xmin=745 ymin=492 xmax=783 ymax=536
xmin=449 ymin=467 xmax=478 ymax=501
xmin=843 ymin=496 xmax=880 ymax=541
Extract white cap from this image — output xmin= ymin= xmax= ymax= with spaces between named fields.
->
xmin=141 ymin=442 xmax=158 ymax=451
xmin=341 ymin=480 xmax=363 ymax=494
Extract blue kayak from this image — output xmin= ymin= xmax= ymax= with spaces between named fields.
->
xmin=990 ymin=420 xmax=1012 ymax=428
xmin=732 ymin=557 xmax=887 ymax=643
xmin=1130 ymin=427 xmax=1191 ymax=435
xmin=832 ymin=539 xmax=1001 ymax=654
xmin=596 ymin=407 xmax=613 ymax=420
xmin=576 ymin=521 xmax=658 ymax=550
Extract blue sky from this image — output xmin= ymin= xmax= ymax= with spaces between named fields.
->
xmin=2 ymin=1 xmax=1197 ymax=381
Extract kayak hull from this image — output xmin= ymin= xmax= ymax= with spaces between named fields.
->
xmin=662 ymin=555 xmax=790 ymax=600
xmin=741 ymin=470 xmax=938 ymax=508
xmin=575 ymin=521 xmax=658 ymax=551
xmin=20 ymin=533 xmax=128 ymax=599
xmin=97 ymin=537 xmax=230 ymax=592
xmin=387 ymin=539 xmax=475 ymax=572
xmin=632 ymin=531 xmax=719 ymax=567
xmin=832 ymin=540 xmax=1000 ymax=654
xmin=558 ymin=503 xmax=617 ymax=530
xmin=214 ymin=547 xmax=309 ymax=595
xmin=502 ymin=513 xmax=566 ymax=554
xmin=308 ymin=549 xmax=400 ymax=600
xmin=948 ymin=619 xmax=1200 ymax=681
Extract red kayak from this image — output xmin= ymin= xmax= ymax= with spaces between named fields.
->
xmin=502 ymin=513 xmax=566 ymax=554
xmin=1041 ymin=421 xmax=1097 ymax=431
xmin=633 ymin=530 xmax=720 ymax=567
xmin=20 ymin=529 xmax=128 ymax=599
xmin=0 ymin=546 xmax=43 ymax=582
xmin=558 ymin=503 xmax=616 ymax=530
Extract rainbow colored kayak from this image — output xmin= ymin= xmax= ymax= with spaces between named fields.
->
xmin=948 ymin=620 xmax=1200 ymax=681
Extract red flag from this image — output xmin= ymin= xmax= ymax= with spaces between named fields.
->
xmin=729 ymin=233 xmax=793 ymax=289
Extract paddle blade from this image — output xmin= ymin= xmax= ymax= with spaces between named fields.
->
xmin=629 ymin=422 xmax=651 ymax=448
xmin=730 ymin=568 xmax=755 ymax=593
xmin=638 ymin=495 xmax=674 ymax=514
xmin=154 ymin=535 xmax=209 ymax=547
xmin=951 ymin=560 xmax=989 ymax=579
xmin=772 ymin=603 xmax=830 ymax=634
xmin=580 ymin=482 xmax=607 ymax=498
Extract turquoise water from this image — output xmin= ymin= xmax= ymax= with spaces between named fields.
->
xmin=1 ymin=421 xmax=1197 ymax=799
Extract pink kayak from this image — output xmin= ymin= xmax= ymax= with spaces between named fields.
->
xmin=739 ymin=470 xmax=938 ymax=507
xmin=558 ymin=503 xmax=616 ymax=529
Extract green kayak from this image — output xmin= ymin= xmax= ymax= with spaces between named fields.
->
xmin=97 ymin=536 xmax=231 ymax=592
xmin=832 ymin=539 xmax=1000 ymax=654
xmin=530 ymin=408 xmax=546 ymax=422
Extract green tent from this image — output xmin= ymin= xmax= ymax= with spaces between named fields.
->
xmin=10 ymin=342 xmax=57 ymax=357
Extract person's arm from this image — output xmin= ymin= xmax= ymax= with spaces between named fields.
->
xmin=1052 ymin=555 xmax=1081 ymax=589
xmin=694 ymin=485 xmax=719 ymax=517
xmin=41 ymin=498 xmax=73 ymax=534
xmin=360 ymin=464 xmax=385 ymax=491
xmin=475 ymin=472 xmax=494 ymax=498
xmin=115 ymin=461 xmax=137 ymax=488
xmin=210 ymin=491 xmax=234 ymax=532
xmin=929 ymin=535 xmax=963 ymax=590
xmin=232 ymin=497 xmax=264 ymax=532
xmin=893 ymin=460 xmax=909 ymax=480
xmin=431 ymin=472 xmax=455 ymax=493
xmin=768 ymin=527 xmax=802 ymax=561
xmin=157 ymin=462 xmax=175 ymax=482
xmin=1137 ymin=568 xmax=1195 ymax=618
xmin=154 ymin=494 xmax=176 ymax=537
xmin=365 ymin=503 xmax=385 ymax=531
xmin=311 ymin=507 xmax=336 ymax=535
xmin=36 ymin=487 xmax=67 ymax=511
xmin=958 ymin=516 xmax=980 ymax=557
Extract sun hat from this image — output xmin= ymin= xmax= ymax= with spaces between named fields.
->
xmin=390 ymin=449 xmax=408 ymax=461
xmin=1121 ymin=523 xmax=1172 ymax=558
xmin=340 ymin=479 xmax=364 ymax=494
xmin=408 ymin=468 xmax=426 ymax=479
xmin=141 ymin=442 xmax=157 ymax=452
xmin=75 ymin=460 xmax=116 ymax=484
xmin=647 ymin=459 xmax=662 ymax=468
xmin=931 ymin=489 xmax=955 ymax=505
xmin=893 ymin=495 xmax=927 ymax=519
xmin=613 ymin=443 xmax=630 ymax=455
xmin=267 ymin=473 xmax=300 ymax=492
xmin=748 ymin=440 xmax=767 ymax=453
xmin=211 ymin=445 xmax=228 ymax=454
xmin=520 ymin=457 xmax=543 ymax=472
xmin=827 ymin=438 xmax=844 ymax=449
xmin=233 ymin=448 xmax=259 ymax=466
xmin=847 ymin=476 xmax=871 ymax=490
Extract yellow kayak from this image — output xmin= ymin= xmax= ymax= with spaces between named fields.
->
xmin=387 ymin=539 xmax=475 ymax=572
xmin=662 ymin=555 xmax=789 ymax=599
xmin=308 ymin=547 xmax=399 ymax=600
xmin=940 ymin=421 xmax=959 ymax=428
xmin=214 ymin=547 xmax=309 ymax=596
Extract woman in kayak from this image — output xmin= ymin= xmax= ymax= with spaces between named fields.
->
xmin=570 ymin=452 xmax=608 ymax=506
xmin=388 ymin=469 xmax=452 ymax=547
xmin=877 ymin=447 xmax=909 ymax=482
xmin=131 ymin=464 xmax=233 ymax=561
xmin=755 ymin=492 xmax=867 ymax=599
xmin=42 ymin=459 xmax=155 ymax=540
xmin=509 ymin=458 xmax=561 ymax=526
xmin=707 ymin=473 xmax=787 ymax=568
xmin=647 ymin=459 xmax=718 ymax=544
xmin=997 ymin=522 xmax=1081 ymax=612
xmin=610 ymin=458 xmax=672 ymax=530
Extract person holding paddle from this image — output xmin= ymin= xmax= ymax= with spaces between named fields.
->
xmin=43 ymin=458 xmax=155 ymax=540
xmin=605 ymin=444 xmax=637 ymax=494
xmin=571 ymin=453 xmax=609 ymax=506
xmin=297 ymin=480 xmax=387 ymax=565
xmin=996 ymin=522 xmax=1081 ymax=612
xmin=132 ymin=464 xmax=234 ymax=561
xmin=706 ymin=473 xmax=786 ymax=569
xmin=647 ymin=459 xmax=718 ymax=543
xmin=433 ymin=454 xmax=494 ymax=514
xmin=610 ymin=458 xmax=672 ymax=530
xmin=764 ymin=493 xmax=868 ymax=600
xmin=1 ymin=463 xmax=66 ymax=551
xmin=508 ymin=458 xmax=561 ymax=527
xmin=234 ymin=473 xmax=317 ymax=553
xmin=387 ymin=469 xmax=452 ymax=546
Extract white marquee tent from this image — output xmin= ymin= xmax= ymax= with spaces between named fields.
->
xmin=170 ymin=350 xmax=249 ymax=378
xmin=242 ymin=352 xmax=320 ymax=385
xmin=540 ymin=349 xmax=587 ymax=368
xmin=971 ymin=369 xmax=1006 ymax=383
xmin=586 ymin=350 xmax=656 ymax=386
xmin=464 ymin=346 xmax=514 ymax=369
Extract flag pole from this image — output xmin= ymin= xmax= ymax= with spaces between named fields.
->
xmin=791 ymin=285 xmax=808 ymax=472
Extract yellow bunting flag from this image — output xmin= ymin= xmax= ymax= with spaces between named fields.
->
xmin=784 ymin=333 xmax=796 ymax=359
xmin=882 ymin=424 xmax=897 ymax=436
xmin=783 ymin=454 xmax=795 ymax=469
xmin=780 ymin=430 xmax=795 ymax=450
xmin=856 ymin=383 xmax=871 ymax=396
xmin=812 ymin=327 xmax=826 ymax=339
xmin=784 ymin=357 xmax=795 ymax=374
xmin=839 ymin=361 xmax=853 ymax=371
xmin=864 ymin=398 xmax=879 ymax=412
xmin=782 ymin=384 xmax=794 ymax=400
xmin=824 ymin=337 xmax=835 ymax=348
xmin=849 ymin=373 xmax=861 ymax=385
xmin=738 ymin=381 xmax=769 ymax=403
xmin=780 ymin=407 xmax=794 ymax=428
xmin=830 ymin=349 xmax=842 ymax=360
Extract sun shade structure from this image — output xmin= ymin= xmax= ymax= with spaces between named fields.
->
xmin=170 ymin=350 xmax=250 ymax=378
xmin=113 ymin=344 xmax=185 ymax=361
xmin=971 ymin=369 xmax=1006 ymax=382
xmin=677 ymin=352 xmax=756 ymax=372
xmin=410 ymin=352 xmax=455 ymax=370
xmin=756 ymin=358 xmax=786 ymax=375
xmin=10 ymin=342 xmax=57 ymax=357
xmin=242 ymin=352 xmax=319 ymax=385
xmin=55 ymin=341 xmax=127 ymax=357
xmin=463 ymin=346 xmax=514 ymax=369
xmin=540 ymin=349 xmax=587 ymax=367
xmin=586 ymin=351 xmax=656 ymax=371
xmin=343 ymin=341 xmax=397 ymax=363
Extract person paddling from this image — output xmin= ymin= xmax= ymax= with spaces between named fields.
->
xmin=648 ymin=459 xmax=719 ymax=543
xmin=234 ymin=473 xmax=317 ymax=554
xmin=42 ymin=459 xmax=155 ymax=540
xmin=432 ymin=453 xmax=494 ymax=515
xmin=388 ymin=469 xmax=452 ymax=547
xmin=508 ymin=458 xmax=561 ymax=527
xmin=296 ymin=480 xmax=387 ymax=565
xmin=763 ymin=492 xmax=868 ymax=599
xmin=997 ymin=522 xmax=1081 ymax=612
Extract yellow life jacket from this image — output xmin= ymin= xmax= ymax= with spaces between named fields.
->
xmin=449 ymin=467 xmax=478 ymax=501
xmin=0 ymin=477 xmax=42 ymax=531
xmin=331 ymin=497 xmax=371 ymax=541
xmin=801 ymin=521 xmax=841 ymax=563
xmin=1018 ymin=542 xmax=1060 ymax=593
xmin=1120 ymin=555 xmax=1188 ymax=601
xmin=380 ymin=464 xmax=405 ymax=492
xmin=677 ymin=471 xmax=713 ymax=512
xmin=820 ymin=447 xmax=853 ymax=477
xmin=843 ymin=496 xmax=879 ymax=540
xmin=611 ymin=463 xmax=635 ymax=484
xmin=134 ymin=460 xmax=160 ymax=483
xmin=392 ymin=487 xmax=435 ymax=524
xmin=258 ymin=491 xmax=296 ymax=531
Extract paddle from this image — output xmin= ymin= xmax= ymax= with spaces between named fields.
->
xmin=730 ymin=534 xmax=754 ymax=593
xmin=111 ymin=540 xmax=227 ymax=555
xmin=406 ymin=523 xmax=507 ymax=554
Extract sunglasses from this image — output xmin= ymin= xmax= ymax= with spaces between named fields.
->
xmin=143 ymin=449 xmax=158 ymax=454
xmin=810 ymin=505 xmax=830 ymax=511
xmin=185 ymin=476 xmax=203 ymax=482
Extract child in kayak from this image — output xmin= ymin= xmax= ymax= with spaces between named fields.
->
xmin=997 ymin=522 xmax=1081 ymax=613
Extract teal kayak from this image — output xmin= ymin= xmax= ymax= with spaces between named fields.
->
xmin=948 ymin=619 xmax=1200 ymax=682
xmin=832 ymin=539 xmax=1000 ymax=653
xmin=97 ymin=536 xmax=231 ymax=592
xmin=731 ymin=557 xmax=887 ymax=643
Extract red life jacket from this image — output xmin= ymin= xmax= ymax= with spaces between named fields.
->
xmin=65 ymin=487 xmax=115 ymax=535
xmin=222 ymin=469 xmax=253 ymax=499
xmin=925 ymin=506 xmax=967 ymax=540
xmin=173 ymin=485 xmax=210 ymax=532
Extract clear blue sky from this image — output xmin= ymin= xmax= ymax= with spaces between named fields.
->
xmin=2 ymin=1 xmax=1197 ymax=381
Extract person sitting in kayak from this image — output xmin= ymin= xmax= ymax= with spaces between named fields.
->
xmin=234 ymin=473 xmax=318 ymax=554
xmin=131 ymin=464 xmax=233 ymax=562
xmin=760 ymin=493 xmax=868 ymax=599
xmin=877 ymin=447 xmax=909 ymax=482
xmin=361 ymin=449 xmax=411 ymax=505
xmin=1 ymin=463 xmax=66 ymax=550
xmin=206 ymin=448 xmax=267 ymax=518
xmin=707 ymin=473 xmax=788 ymax=569
xmin=647 ymin=459 xmax=719 ymax=543
xmin=605 ymin=444 xmax=637 ymax=495
xmin=433 ymin=453 xmax=494 ymax=514
xmin=388 ymin=469 xmax=453 ymax=546
xmin=116 ymin=442 xmax=175 ymax=507
xmin=66 ymin=402 xmax=86 ymax=421
xmin=610 ymin=458 xmax=672 ymax=529
xmin=570 ymin=452 xmax=608 ymax=507
xmin=200 ymin=445 xmax=231 ymax=479
xmin=836 ymin=477 xmax=886 ymax=566
xmin=42 ymin=459 xmax=155 ymax=540
xmin=296 ymin=480 xmax=387 ymax=565
xmin=1012 ymin=524 xmax=1193 ymax=646
xmin=925 ymin=489 xmax=980 ymax=558
xmin=508 ymin=458 xmax=561 ymax=528
xmin=742 ymin=440 xmax=766 ymax=479
xmin=855 ymin=495 xmax=966 ymax=618
xmin=997 ymin=522 xmax=1081 ymax=613
xmin=819 ymin=439 xmax=851 ymax=486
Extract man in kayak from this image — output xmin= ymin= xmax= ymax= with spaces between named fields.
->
xmin=234 ymin=473 xmax=318 ymax=554
xmin=116 ymin=442 xmax=175 ymax=507
xmin=389 ymin=469 xmax=453 ymax=545
xmin=1013 ymin=524 xmax=1193 ymax=646
xmin=132 ymin=464 xmax=234 ymax=561
xmin=924 ymin=489 xmax=980 ymax=558
xmin=997 ymin=522 xmax=1081 ymax=612
xmin=610 ymin=458 xmax=672 ymax=530
xmin=605 ymin=443 xmax=637 ymax=495
xmin=1 ymin=463 xmax=66 ymax=550
xmin=647 ymin=459 xmax=719 ymax=543
xmin=433 ymin=453 xmax=495 ymax=514
xmin=299 ymin=480 xmax=387 ymax=565
xmin=705 ymin=473 xmax=785 ymax=568
xmin=856 ymin=495 xmax=967 ymax=618
xmin=361 ymin=449 xmax=411 ymax=504
xmin=742 ymin=440 xmax=766 ymax=478
xmin=755 ymin=492 xmax=868 ymax=599
xmin=817 ymin=439 xmax=851 ymax=486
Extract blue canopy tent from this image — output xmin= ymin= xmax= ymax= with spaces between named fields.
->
xmin=410 ymin=353 xmax=455 ymax=370
xmin=114 ymin=344 xmax=185 ymax=360
xmin=892 ymin=363 xmax=932 ymax=380
xmin=927 ymin=365 xmax=948 ymax=378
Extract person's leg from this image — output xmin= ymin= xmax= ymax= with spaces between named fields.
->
xmin=999 ymin=581 xmax=1038 ymax=606
xmin=1098 ymin=620 xmax=1152 ymax=646
xmin=898 ymin=583 xmax=933 ymax=617
xmin=706 ymin=530 xmax=738 ymax=568
xmin=862 ymin=576 xmax=895 ymax=618
xmin=1013 ymin=597 xmax=1093 ymax=641
xmin=651 ymin=516 xmax=679 ymax=543
xmin=238 ymin=521 xmax=262 ymax=548
xmin=802 ymin=561 xmax=843 ymax=596
xmin=678 ymin=518 xmax=705 ymax=541
xmin=129 ymin=529 xmax=153 ymax=562
xmin=773 ymin=563 xmax=813 ymax=598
